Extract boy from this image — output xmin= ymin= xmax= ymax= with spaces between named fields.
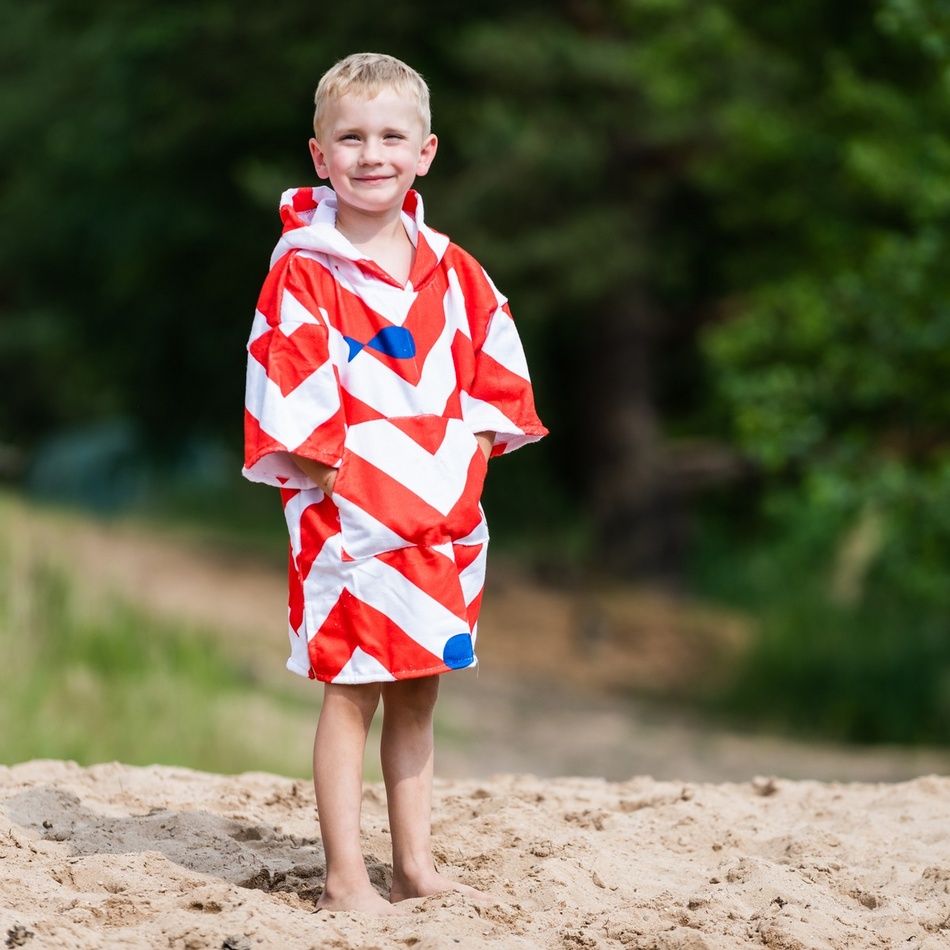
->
xmin=243 ymin=52 xmax=546 ymax=914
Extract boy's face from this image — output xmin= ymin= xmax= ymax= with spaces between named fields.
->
xmin=309 ymin=88 xmax=437 ymax=222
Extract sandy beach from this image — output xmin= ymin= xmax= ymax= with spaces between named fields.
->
xmin=3 ymin=760 xmax=950 ymax=949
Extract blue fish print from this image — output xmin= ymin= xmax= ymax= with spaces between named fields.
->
xmin=343 ymin=326 xmax=416 ymax=363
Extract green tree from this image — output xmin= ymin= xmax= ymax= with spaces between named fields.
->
xmin=701 ymin=0 xmax=950 ymax=608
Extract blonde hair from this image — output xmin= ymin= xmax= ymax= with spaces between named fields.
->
xmin=313 ymin=52 xmax=431 ymax=139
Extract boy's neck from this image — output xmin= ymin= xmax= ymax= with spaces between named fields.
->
xmin=334 ymin=203 xmax=406 ymax=248
xmin=335 ymin=204 xmax=414 ymax=286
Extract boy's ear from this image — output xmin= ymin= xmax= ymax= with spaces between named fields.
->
xmin=415 ymin=133 xmax=438 ymax=177
xmin=309 ymin=138 xmax=331 ymax=179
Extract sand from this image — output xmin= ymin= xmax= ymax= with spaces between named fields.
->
xmin=3 ymin=760 xmax=950 ymax=949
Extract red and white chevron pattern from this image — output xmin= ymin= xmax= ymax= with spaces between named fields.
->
xmin=244 ymin=187 xmax=546 ymax=684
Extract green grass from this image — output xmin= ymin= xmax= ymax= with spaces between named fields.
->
xmin=135 ymin=471 xmax=290 ymax=561
xmin=0 ymin=531 xmax=316 ymax=775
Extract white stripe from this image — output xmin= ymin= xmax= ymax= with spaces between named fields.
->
xmin=480 ymin=307 xmax=531 ymax=379
xmin=333 ymin=497 xmax=412 ymax=560
xmin=302 ymin=536 xmax=348 ymax=633
xmin=459 ymin=391 xmax=526 ymax=439
xmin=332 ymin=648 xmax=396 ymax=684
xmin=286 ymin=622 xmax=312 ymax=674
xmin=458 ymin=542 xmax=488 ymax=608
xmin=246 ymin=357 xmax=340 ymax=451
xmin=443 ymin=269 xmax=471 ymax=339
xmin=279 ymin=289 xmax=322 ymax=326
xmin=344 ymin=418 xmax=477 ymax=514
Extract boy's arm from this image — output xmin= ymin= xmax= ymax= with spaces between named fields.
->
xmin=475 ymin=431 xmax=495 ymax=462
xmin=292 ymin=454 xmax=337 ymax=496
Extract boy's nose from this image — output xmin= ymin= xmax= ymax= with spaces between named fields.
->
xmin=359 ymin=138 xmax=384 ymax=164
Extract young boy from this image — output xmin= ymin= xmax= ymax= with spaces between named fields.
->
xmin=243 ymin=52 xmax=546 ymax=914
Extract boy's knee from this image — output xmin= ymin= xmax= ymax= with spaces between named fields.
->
xmin=382 ymin=675 xmax=440 ymax=715
xmin=324 ymin=681 xmax=383 ymax=719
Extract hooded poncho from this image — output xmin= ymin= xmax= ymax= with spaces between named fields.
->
xmin=244 ymin=186 xmax=547 ymax=683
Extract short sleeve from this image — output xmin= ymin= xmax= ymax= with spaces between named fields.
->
xmin=243 ymin=254 xmax=346 ymax=488
xmin=462 ymin=301 xmax=548 ymax=457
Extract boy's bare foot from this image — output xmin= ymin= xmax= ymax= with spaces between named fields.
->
xmin=316 ymin=885 xmax=410 ymax=916
xmin=390 ymin=869 xmax=493 ymax=904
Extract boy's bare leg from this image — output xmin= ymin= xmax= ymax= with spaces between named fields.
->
xmin=313 ymin=682 xmax=406 ymax=914
xmin=381 ymin=675 xmax=490 ymax=903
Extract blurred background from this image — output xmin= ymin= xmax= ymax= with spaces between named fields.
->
xmin=2 ymin=0 xmax=949 ymax=781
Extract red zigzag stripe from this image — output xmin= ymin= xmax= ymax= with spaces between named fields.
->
xmin=310 ymin=587 xmax=449 ymax=681
xmin=337 ymin=450 xmax=485 ymax=552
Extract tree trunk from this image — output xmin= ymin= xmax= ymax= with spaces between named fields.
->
xmin=589 ymin=290 xmax=681 ymax=581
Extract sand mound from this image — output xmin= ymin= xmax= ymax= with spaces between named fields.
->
xmin=3 ymin=760 xmax=950 ymax=949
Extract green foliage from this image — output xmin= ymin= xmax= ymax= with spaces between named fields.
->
xmin=690 ymin=0 xmax=950 ymax=738
xmin=702 ymin=0 xmax=950 ymax=609
xmin=692 ymin=512 xmax=950 ymax=744
xmin=729 ymin=590 xmax=950 ymax=745
xmin=0 ymin=540 xmax=313 ymax=775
